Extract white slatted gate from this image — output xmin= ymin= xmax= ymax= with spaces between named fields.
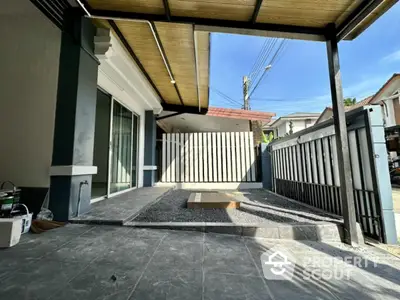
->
xmin=161 ymin=132 xmax=257 ymax=183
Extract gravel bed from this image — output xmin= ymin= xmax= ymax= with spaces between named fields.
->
xmin=132 ymin=189 xmax=342 ymax=225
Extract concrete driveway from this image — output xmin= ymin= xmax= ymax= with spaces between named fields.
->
xmin=1 ymin=224 xmax=400 ymax=300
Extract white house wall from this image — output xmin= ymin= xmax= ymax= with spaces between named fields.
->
xmin=276 ymin=123 xmax=287 ymax=137
xmin=0 ymin=2 xmax=61 ymax=187
xmin=385 ymin=99 xmax=396 ymax=127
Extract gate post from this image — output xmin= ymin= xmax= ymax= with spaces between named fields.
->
xmin=261 ymin=143 xmax=273 ymax=190
xmin=326 ymin=23 xmax=359 ymax=245
xmin=366 ymin=107 xmax=398 ymax=243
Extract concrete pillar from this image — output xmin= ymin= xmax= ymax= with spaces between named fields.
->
xmin=143 ymin=111 xmax=157 ymax=186
xmin=49 ymin=9 xmax=99 ymax=221
xmin=326 ymin=23 xmax=359 ymax=245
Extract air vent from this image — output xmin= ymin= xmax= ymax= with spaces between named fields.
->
xmin=30 ymin=0 xmax=71 ymax=29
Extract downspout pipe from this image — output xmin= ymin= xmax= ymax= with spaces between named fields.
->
xmin=76 ymin=0 xmax=175 ymax=84
xmin=193 ymin=28 xmax=201 ymax=112
xmin=75 ymin=1 xmax=202 ymax=109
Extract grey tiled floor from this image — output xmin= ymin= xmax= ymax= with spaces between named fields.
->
xmin=71 ymin=187 xmax=171 ymax=224
xmin=1 ymin=224 xmax=400 ymax=300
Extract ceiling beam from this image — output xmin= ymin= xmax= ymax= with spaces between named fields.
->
xmin=89 ymin=9 xmax=325 ymax=40
xmin=108 ymin=20 xmax=165 ymax=103
xmin=162 ymin=103 xmax=208 ymax=115
xmin=162 ymin=0 xmax=171 ymax=21
xmin=250 ymin=0 xmax=263 ymax=24
xmin=336 ymin=0 xmax=385 ymax=41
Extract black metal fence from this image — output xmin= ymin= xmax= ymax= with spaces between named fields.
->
xmin=270 ymin=109 xmax=384 ymax=241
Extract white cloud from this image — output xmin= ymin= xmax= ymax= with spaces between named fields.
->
xmin=382 ymin=50 xmax=400 ymax=63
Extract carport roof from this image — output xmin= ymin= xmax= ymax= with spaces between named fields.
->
xmin=82 ymin=0 xmax=397 ymax=113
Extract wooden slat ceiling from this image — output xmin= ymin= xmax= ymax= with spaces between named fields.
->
xmin=95 ymin=18 xmax=210 ymax=108
xmin=89 ymin=0 xmax=397 ymax=35
xmin=256 ymin=0 xmax=358 ymax=28
xmin=88 ymin=0 xmax=397 ymax=109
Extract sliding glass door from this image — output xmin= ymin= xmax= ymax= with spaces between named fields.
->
xmin=109 ymin=101 xmax=133 ymax=194
xmin=131 ymin=115 xmax=139 ymax=188
xmin=91 ymin=93 xmax=139 ymax=200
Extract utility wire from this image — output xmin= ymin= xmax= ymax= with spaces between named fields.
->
xmin=248 ymin=39 xmax=286 ymax=98
xmin=212 ymin=88 xmax=242 ymax=106
xmin=254 ymin=40 xmax=289 ymax=90
xmin=249 ymin=39 xmax=271 ymax=80
xmin=248 ymin=40 xmax=267 ymax=77
xmin=251 ymin=38 xmax=276 ymax=80
xmin=210 ymin=87 xmax=242 ymax=107
xmin=249 ymin=39 xmax=274 ymax=79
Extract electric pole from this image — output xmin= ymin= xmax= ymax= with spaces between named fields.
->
xmin=243 ymin=76 xmax=250 ymax=110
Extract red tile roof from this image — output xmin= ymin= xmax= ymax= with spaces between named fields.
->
xmin=207 ymin=107 xmax=275 ymax=121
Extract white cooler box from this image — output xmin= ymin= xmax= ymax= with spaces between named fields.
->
xmin=0 ymin=218 xmax=22 ymax=248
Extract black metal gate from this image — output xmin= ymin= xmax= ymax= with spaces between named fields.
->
xmin=270 ymin=109 xmax=386 ymax=242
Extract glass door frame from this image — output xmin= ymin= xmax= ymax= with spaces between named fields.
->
xmin=106 ymin=96 xmax=140 ymax=198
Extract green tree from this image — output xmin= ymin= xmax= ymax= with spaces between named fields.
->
xmin=344 ymin=97 xmax=356 ymax=106
xmin=261 ymin=131 xmax=274 ymax=144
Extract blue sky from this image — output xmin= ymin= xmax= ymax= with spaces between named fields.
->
xmin=209 ymin=3 xmax=400 ymax=117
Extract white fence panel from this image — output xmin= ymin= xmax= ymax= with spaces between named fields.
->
xmin=161 ymin=132 xmax=257 ymax=183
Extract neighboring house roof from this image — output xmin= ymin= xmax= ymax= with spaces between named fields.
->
xmin=206 ymin=107 xmax=275 ymax=122
xmin=369 ymin=73 xmax=400 ymax=104
xmin=315 ymin=95 xmax=374 ymax=124
xmin=281 ymin=112 xmax=321 ymax=118
xmin=268 ymin=112 xmax=320 ymax=127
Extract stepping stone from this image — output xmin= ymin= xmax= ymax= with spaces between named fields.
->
xmin=187 ymin=192 xmax=240 ymax=209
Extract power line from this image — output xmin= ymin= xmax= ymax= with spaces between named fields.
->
xmin=210 ymin=87 xmax=242 ymax=107
xmin=250 ymin=38 xmax=277 ymax=85
xmin=248 ymin=39 xmax=268 ymax=77
xmin=250 ymin=39 xmax=289 ymax=95
xmin=249 ymin=38 xmax=274 ymax=82
xmin=212 ymin=88 xmax=242 ymax=105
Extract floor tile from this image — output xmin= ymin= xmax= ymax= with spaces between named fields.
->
xmin=204 ymin=232 xmax=246 ymax=251
xmin=126 ymin=228 xmax=168 ymax=240
xmin=49 ymin=260 xmax=143 ymax=300
xmin=0 ymin=260 xmax=86 ymax=300
xmin=203 ymin=243 xmax=259 ymax=276
xmin=204 ymin=272 xmax=272 ymax=300
xmin=129 ymin=267 xmax=202 ymax=300
xmin=45 ymin=236 xmax=109 ymax=262
xmin=99 ymin=238 xmax=160 ymax=265
xmin=149 ymin=241 xmax=203 ymax=271
xmin=163 ymin=230 xmax=204 ymax=244
xmin=265 ymin=277 xmax=338 ymax=300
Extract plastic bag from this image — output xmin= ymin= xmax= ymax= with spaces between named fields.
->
xmin=36 ymin=191 xmax=53 ymax=220
xmin=37 ymin=208 xmax=53 ymax=221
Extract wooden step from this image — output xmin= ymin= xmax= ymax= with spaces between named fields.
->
xmin=187 ymin=192 xmax=240 ymax=209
